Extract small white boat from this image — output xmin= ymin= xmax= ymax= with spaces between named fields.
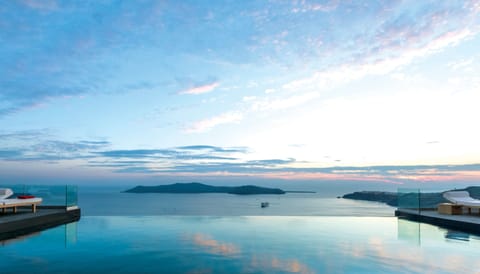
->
xmin=261 ymin=202 xmax=269 ymax=208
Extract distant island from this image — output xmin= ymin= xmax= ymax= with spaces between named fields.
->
xmin=124 ymin=182 xmax=286 ymax=195
xmin=342 ymin=186 xmax=480 ymax=207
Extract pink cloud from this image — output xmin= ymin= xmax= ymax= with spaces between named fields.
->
xmin=179 ymin=82 xmax=220 ymax=95
xmin=152 ymin=169 xmax=480 ymax=185
xmin=185 ymin=111 xmax=243 ymax=133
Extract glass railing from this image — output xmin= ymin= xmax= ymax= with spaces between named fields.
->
xmin=1 ymin=185 xmax=78 ymax=207
xmin=66 ymin=185 xmax=78 ymax=207
xmin=397 ymin=188 xmax=421 ymax=213
xmin=397 ymin=188 xmax=449 ymax=213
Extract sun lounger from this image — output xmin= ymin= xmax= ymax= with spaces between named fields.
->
xmin=0 ymin=197 xmax=43 ymax=213
xmin=0 ymin=188 xmax=42 ymax=213
xmin=0 ymin=188 xmax=14 ymax=200
xmin=443 ymin=191 xmax=480 ymax=214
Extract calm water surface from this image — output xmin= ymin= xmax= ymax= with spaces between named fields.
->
xmin=78 ymin=188 xmax=394 ymax=216
xmin=1 ymin=216 xmax=480 ymax=273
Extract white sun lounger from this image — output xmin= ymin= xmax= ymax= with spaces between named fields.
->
xmin=443 ymin=191 xmax=480 ymax=214
xmin=0 ymin=198 xmax=43 ymax=213
xmin=0 ymin=188 xmax=42 ymax=213
xmin=0 ymin=188 xmax=14 ymax=200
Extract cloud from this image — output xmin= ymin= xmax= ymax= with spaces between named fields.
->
xmin=2 ymin=133 xmax=480 ymax=183
xmin=0 ymin=150 xmax=23 ymax=159
xmin=250 ymin=92 xmax=321 ymax=112
xmin=176 ymin=145 xmax=247 ymax=153
xmin=249 ymin=158 xmax=295 ymax=165
xmin=0 ymin=1 xmax=177 ymax=116
xmin=448 ymin=58 xmax=474 ymax=71
xmin=281 ymin=2 xmax=478 ymax=93
xmin=242 ymin=96 xmax=257 ymax=102
xmin=282 ymin=29 xmax=475 ymax=94
xmin=168 ymin=158 xmax=297 ymax=174
xmin=115 ymin=167 xmax=158 ymax=174
xmin=2 ymin=1 xmax=476 ymax=122
xmin=184 ymin=91 xmax=320 ymax=133
xmin=178 ymin=82 xmax=220 ymax=95
xmin=97 ymin=149 xmax=169 ymax=158
xmin=32 ymin=140 xmax=110 ymax=153
xmin=107 ymin=161 xmax=480 ymax=185
xmin=264 ymin=89 xmax=275 ymax=94
xmin=0 ymin=136 xmax=110 ymax=162
xmin=185 ymin=111 xmax=243 ymax=133
xmin=291 ymin=0 xmax=338 ymax=13
xmin=19 ymin=0 xmax=58 ymax=11
xmin=88 ymin=160 xmax=150 ymax=167
xmin=0 ymin=130 xmax=50 ymax=142
xmin=96 ymin=145 xmax=246 ymax=160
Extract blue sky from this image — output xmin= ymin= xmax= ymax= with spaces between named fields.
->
xmin=1 ymin=0 xmax=480 ymax=187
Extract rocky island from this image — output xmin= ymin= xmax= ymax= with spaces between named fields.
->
xmin=124 ymin=182 xmax=286 ymax=195
xmin=342 ymin=186 xmax=480 ymax=207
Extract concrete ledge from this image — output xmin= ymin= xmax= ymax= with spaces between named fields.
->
xmin=0 ymin=207 xmax=81 ymax=241
xmin=395 ymin=209 xmax=480 ymax=235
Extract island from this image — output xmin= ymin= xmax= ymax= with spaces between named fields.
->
xmin=124 ymin=182 xmax=286 ymax=195
xmin=342 ymin=186 xmax=480 ymax=207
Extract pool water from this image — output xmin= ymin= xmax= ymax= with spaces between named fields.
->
xmin=1 ymin=216 xmax=480 ymax=273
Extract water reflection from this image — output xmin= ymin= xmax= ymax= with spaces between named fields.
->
xmin=0 ymin=222 xmax=77 ymax=247
xmin=2 ymin=216 xmax=480 ymax=273
xmin=249 ymin=255 xmax=314 ymax=274
xmin=184 ymin=231 xmax=314 ymax=273
xmin=1 ymin=232 xmax=42 ymax=246
xmin=445 ymin=231 xmax=470 ymax=242
xmin=397 ymin=218 xmax=420 ymax=245
xmin=397 ymin=217 xmax=479 ymax=244
xmin=187 ymin=233 xmax=241 ymax=256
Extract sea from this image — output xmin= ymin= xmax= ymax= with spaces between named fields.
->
xmin=77 ymin=185 xmax=395 ymax=216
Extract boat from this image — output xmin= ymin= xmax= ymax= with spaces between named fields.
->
xmin=261 ymin=202 xmax=269 ymax=208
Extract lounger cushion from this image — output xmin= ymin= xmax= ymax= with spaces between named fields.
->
xmin=443 ymin=191 xmax=480 ymax=207
xmin=18 ymin=195 xmax=35 ymax=199
xmin=2 ymin=197 xmax=42 ymax=204
xmin=0 ymin=188 xmax=14 ymax=199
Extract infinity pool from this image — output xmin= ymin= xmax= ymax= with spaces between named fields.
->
xmin=1 ymin=216 xmax=480 ymax=273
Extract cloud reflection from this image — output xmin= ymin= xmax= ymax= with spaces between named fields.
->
xmin=185 ymin=232 xmax=315 ymax=273
xmin=337 ymin=233 xmax=480 ymax=273
xmin=189 ymin=233 xmax=240 ymax=256
xmin=249 ymin=255 xmax=315 ymax=274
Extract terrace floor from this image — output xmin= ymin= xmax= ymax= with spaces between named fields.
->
xmin=0 ymin=206 xmax=81 ymax=241
xmin=396 ymin=208 xmax=480 ymax=234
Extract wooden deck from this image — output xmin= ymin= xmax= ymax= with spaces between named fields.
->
xmin=0 ymin=206 xmax=81 ymax=241
xmin=396 ymin=208 xmax=480 ymax=234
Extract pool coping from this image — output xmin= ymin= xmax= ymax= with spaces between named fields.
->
xmin=395 ymin=208 xmax=480 ymax=234
xmin=0 ymin=206 xmax=81 ymax=241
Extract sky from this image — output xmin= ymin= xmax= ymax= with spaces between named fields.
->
xmin=1 ymin=0 xmax=480 ymax=188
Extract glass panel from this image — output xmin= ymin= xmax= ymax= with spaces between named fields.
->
xmin=397 ymin=188 xmax=420 ymax=212
xmin=418 ymin=188 xmax=445 ymax=210
xmin=66 ymin=185 xmax=78 ymax=207
xmin=30 ymin=185 xmax=65 ymax=205
xmin=0 ymin=184 xmax=78 ymax=207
